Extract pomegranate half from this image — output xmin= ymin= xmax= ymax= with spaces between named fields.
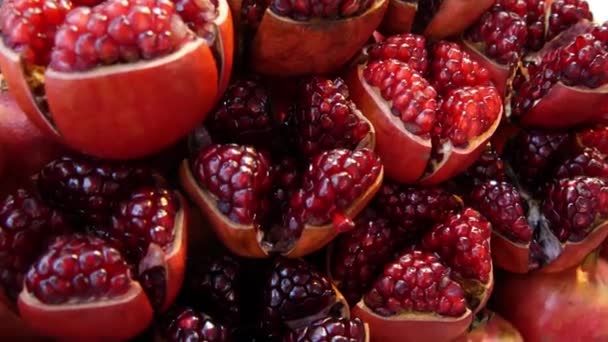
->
xmin=0 ymin=0 xmax=234 ymax=159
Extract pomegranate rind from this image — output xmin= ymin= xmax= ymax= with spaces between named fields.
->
xmin=420 ymin=106 xmax=502 ymax=185
xmin=179 ymin=160 xmax=267 ymax=258
xmin=423 ymin=0 xmax=495 ymax=40
xmin=351 ymin=301 xmax=473 ymax=342
xmin=515 ymin=82 xmax=608 ymax=128
xmin=250 ymin=0 xmax=388 ymax=76
xmin=18 ymin=283 xmax=154 ymax=341
xmin=493 ymin=258 xmax=608 ymax=341
xmin=491 ymin=232 xmax=531 ymax=274
xmin=454 ymin=312 xmax=523 ymax=342
xmin=345 ymin=64 xmax=431 ymax=183
xmin=379 ymin=0 xmax=417 ymax=35
xmin=285 ymin=166 xmax=384 ymax=258
xmin=215 ymin=0 xmax=235 ymax=96
xmin=461 ymin=39 xmax=512 ymax=97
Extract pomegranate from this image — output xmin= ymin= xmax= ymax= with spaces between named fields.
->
xmin=157 ymin=306 xmax=232 ymax=341
xmin=180 ymin=76 xmax=383 ymax=258
xmin=454 ymin=311 xmax=523 ymax=342
xmin=380 ymin=0 xmax=494 ymax=39
xmin=329 ymin=201 xmax=494 ymax=342
xmin=0 ymin=0 xmax=233 ymax=158
xmin=0 ymin=155 xmax=190 ymax=341
xmin=228 ymin=0 xmax=388 ymax=76
xmin=464 ymin=130 xmax=608 ymax=274
xmin=346 ymin=35 xmax=502 ymax=184
xmin=463 ymin=0 xmax=608 ymax=127
xmin=493 ymin=252 xmax=608 ymax=341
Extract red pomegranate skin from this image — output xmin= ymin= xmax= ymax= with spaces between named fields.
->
xmin=493 ymin=258 xmax=608 ymax=342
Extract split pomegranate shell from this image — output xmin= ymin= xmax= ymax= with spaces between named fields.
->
xmin=243 ymin=0 xmax=388 ymax=76
xmin=418 ymin=0 xmax=495 ymax=40
xmin=16 ymin=193 xmax=189 ymax=341
xmin=178 ymin=156 xmax=384 ymax=258
xmin=454 ymin=311 xmax=523 ymax=342
xmin=379 ymin=0 xmax=417 ymax=35
xmin=493 ymin=253 xmax=608 ymax=341
xmin=0 ymin=0 xmax=234 ymax=159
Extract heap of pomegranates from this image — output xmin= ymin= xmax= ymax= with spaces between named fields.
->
xmin=0 ymin=0 xmax=608 ymax=341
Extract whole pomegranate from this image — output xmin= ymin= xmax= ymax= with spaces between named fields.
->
xmin=230 ymin=0 xmax=388 ymax=75
xmin=0 ymin=155 xmax=189 ymax=341
xmin=493 ymin=253 xmax=608 ymax=341
xmin=180 ymin=76 xmax=384 ymax=258
xmin=346 ymin=35 xmax=502 ymax=184
xmin=0 ymin=0 xmax=234 ymax=158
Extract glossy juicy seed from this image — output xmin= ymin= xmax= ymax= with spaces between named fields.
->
xmin=364 ymin=59 xmax=438 ymax=137
xmin=183 ymin=255 xmax=241 ymax=324
xmin=24 ymin=234 xmax=131 ymax=304
xmin=159 ymin=306 xmax=231 ymax=342
xmin=206 ymin=77 xmax=274 ymax=147
xmin=290 ymin=76 xmax=371 ymax=158
xmin=194 ymin=144 xmax=272 ymax=225
xmin=366 ymin=33 xmax=429 ymax=74
xmin=285 ymin=316 xmax=367 ymax=342
xmin=0 ymin=189 xmax=71 ymax=299
xmin=428 ymin=41 xmax=491 ymax=95
xmin=422 ymin=208 xmax=492 ymax=283
xmin=578 ymin=127 xmax=608 ymax=155
xmin=270 ymin=0 xmax=372 ymax=20
xmin=272 ymin=155 xmax=303 ymax=203
xmin=542 ymin=176 xmax=608 ymax=242
xmin=37 ymin=155 xmax=155 ymax=223
xmin=492 ymin=0 xmax=546 ymax=50
xmin=461 ymin=144 xmax=507 ymax=185
xmin=547 ymin=0 xmax=593 ymax=41
xmin=364 ymin=249 xmax=467 ymax=317
xmin=173 ymin=0 xmax=219 ymax=41
xmin=101 ymin=187 xmax=178 ymax=263
xmin=283 ymin=148 xmax=382 ymax=241
xmin=0 ymin=0 xmax=73 ymax=65
xmin=467 ymin=10 xmax=528 ymax=65
xmin=330 ymin=209 xmax=397 ymax=305
xmin=469 ymin=180 xmax=533 ymax=243
xmin=505 ymin=130 xmax=571 ymax=187
xmin=49 ymin=0 xmax=194 ymax=72
xmin=373 ymin=181 xmax=462 ymax=238
xmin=263 ymin=258 xmax=335 ymax=323
xmin=554 ymin=148 xmax=608 ymax=180
xmin=437 ymin=86 xmax=502 ymax=148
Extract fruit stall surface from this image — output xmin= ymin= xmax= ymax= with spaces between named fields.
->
xmin=0 ymin=0 xmax=608 ymax=341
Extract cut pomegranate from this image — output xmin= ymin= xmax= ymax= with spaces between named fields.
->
xmin=18 ymin=234 xmax=154 ymax=340
xmin=231 ymin=0 xmax=387 ymax=75
xmin=469 ymin=129 xmax=608 ymax=274
xmin=157 ymin=306 xmax=231 ymax=341
xmin=0 ymin=189 xmax=71 ymax=301
xmin=0 ymin=0 xmax=233 ymax=158
xmin=285 ymin=316 xmax=369 ymax=342
xmin=180 ymin=146 xmax=383 ymax=258
xmin=346 ymin=34 xmax=501 ymax=185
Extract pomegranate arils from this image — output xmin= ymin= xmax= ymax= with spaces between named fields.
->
xmin=469 ymin=180 xmax=533 ymax=243
xmin=270 ymin=0 xmax=372 ymax=20
xmin=578 ymin=127 xmax=608 ymax=155
xmin=363 ymin=59 xmax=438 ymax=137
xmin=493 ymin=0 xmax=546 ymax=50
xmin=547 ymin=0 xmax=593 ymax=41
xmin=193 ymin=144 xmax=272 ymax=226
xmin=554 ymin=147 xmax=608 ymax=179
xmin=331 ymin=210 xmax=397 ymax=305
xmin=207 ymin=77 xmax=274 ymax=147
xmin=49 ymin=0 xmax=193 ymax=72
xmin=422 ymin=208 xmax=492 ymax=283
xmin=290 ymin=76 xmax=371 ymax=158
xmin=0 ymin=189 xmax=71 ymax=299
xmin=460 ymin=144 xmax=506 ymax=185
xmin=37 ymin=155 xmax=154 ymax=223
xmin=364 ymin=249 xmax=467 ymax=317
xmin=437 ymin=86 xmax=501 ymax=148
xmin=373 ymin=181 xmax=462 ymax=238
xmin=173 ymin=0 xmax=219 ymax=39
xmin=286 ymin=316 xmax=366 ymax=342
xmin=542 ymin=176 xmax=608 ymax=242
xmin=466 ymin=10 xmax=528 ymax=65
xmin=271 ymin=155 xmax=302 ymax=203
xmin=0 ymin=0 xmax=73 ymax=65
xmin=24 ymin=234 xmax=131 ymax=304
xmin=103 ymin=186 xmax=178 ymax=262
xmin=183 ymin=255 xmax=241 ymax=324
xmin=429 ymin=41 xmax=491 ymax=95
xmin=367 ymin=34 xmax=429 ymax=74
xmin=160 ymin=306 xmax=231 ymax=342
